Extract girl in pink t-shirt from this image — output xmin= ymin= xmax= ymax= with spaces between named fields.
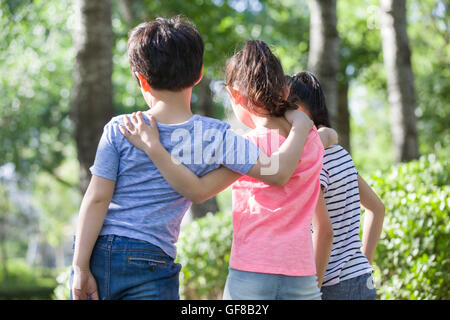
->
xmin=221 ymin=41 xmax=332 ymax=299
xmin=120 ymin=40 xmax=335 ymax=300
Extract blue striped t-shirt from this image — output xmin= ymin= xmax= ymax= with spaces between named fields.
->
xmin=319 ymin=145 xmax=373 ymax=287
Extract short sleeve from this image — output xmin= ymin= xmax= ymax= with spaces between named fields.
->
xmin=220 ymin=129 xmax=260 ymax=175
xmin=89 ymin=122 xmax=120 ymax=182
xmin=320 ymin=167 xmax=330 ymax=193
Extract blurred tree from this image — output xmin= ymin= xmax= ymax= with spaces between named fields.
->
xmin=71 ymin=0 xmax=114 ymax=192
xmin=307 ymin=0 xmax=340 ymax=130
xmin=408 ymin=0 xmax=449 ymax=157
xmin=336 ymin=0 xmax=382 ymax=153
xmin=380 ymin=0 xmax=420 ymax=162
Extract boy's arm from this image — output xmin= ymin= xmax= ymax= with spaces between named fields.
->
xmin=72 ymin=175 xmax=115 ymax=300
xmin=358 ymin=174 xmax=385 ymax=264
xmin=119 ymin=111 xmax=313 ymax=203
xmin=312 ymin=190 xmax=334 ymax=288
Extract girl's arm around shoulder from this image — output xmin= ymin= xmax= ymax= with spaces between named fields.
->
xmin=118 ymin=110 xmax=314 ymax=202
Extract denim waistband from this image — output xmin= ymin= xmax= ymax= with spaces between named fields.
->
xmin=73 ymin=234 xmax=169 ymax=257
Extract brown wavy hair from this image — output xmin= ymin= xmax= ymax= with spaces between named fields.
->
xmin=225 ymin=40 xmax=297 ymax=117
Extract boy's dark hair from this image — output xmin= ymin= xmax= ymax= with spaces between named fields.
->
xmin=225 ymin=40 xmax=297 ymax=117
xmin=127 ymin=15 xmax=204 ymax=91
xmin=286 ymin=71 xmax=332 ymax=128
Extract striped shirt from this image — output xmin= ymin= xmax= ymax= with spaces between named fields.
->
xmin=319 ymin=145 xmax=373 ymax=287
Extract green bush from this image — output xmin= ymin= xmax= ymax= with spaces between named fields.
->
xmin=0 ymin=259 xmax=57 ymax=300
xmin=177 ymin=211 xmax=233 ymax=300
xmin=53 ymin=154 xmax=450 ymax=300
xmin=53 ymin=267 xmax=71 ymax=300
xmin=369 ymin=154 xmax=449 ymax=300
xmin=177 ymin=154 xmax=448 ymax=300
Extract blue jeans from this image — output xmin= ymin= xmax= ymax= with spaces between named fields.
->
xmin=70 ymin=235 xmax=181 ymax=300
xmin=223 ymin=267 xmax=322 ymax=300
xmin=321 ymin=272 xmax=377 ymax=300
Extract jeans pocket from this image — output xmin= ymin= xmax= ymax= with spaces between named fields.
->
xmin=127 ymin=256 xmax=168 ymax=272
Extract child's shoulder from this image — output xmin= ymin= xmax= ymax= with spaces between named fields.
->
xmin=105 ymin=114 xmax=126 ymax=127
xmin=193 ymin=114 xmax=231 ymax=130
xmin=324 ymin=144 xmax=348 ymax=156
xmin=323 ymin=144 xmax=355 ymax=168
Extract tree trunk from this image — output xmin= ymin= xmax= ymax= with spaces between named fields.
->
xmin=71 ymin=0 xmax=114 ymax=192
xmin=118 ymin=0 xmax=136 ymax=25
xmin=337 ymin=80 xmax=351 ymax=152
xmin=190 ymin=77 xmax=220 ymax=219
xmin=380 ymin=0 xmax=420 ymax=162
xmin=307 ymin=0 xmax=340 ymax=128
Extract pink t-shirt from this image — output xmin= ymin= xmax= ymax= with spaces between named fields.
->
xmin=230 ymin=126 xmax=324 ymax=276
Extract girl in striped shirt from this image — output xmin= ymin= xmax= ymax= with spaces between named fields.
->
xmin=287 ymin=71 xmax=385 ymax=300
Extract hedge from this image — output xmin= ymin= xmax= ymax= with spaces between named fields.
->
xmin=176 ymin=154 xmax=449 ymax=300
xmin=52 ymin=154 xmax=449 ymax=300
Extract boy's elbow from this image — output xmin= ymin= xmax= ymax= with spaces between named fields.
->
xmin=86 ymin=191 xmax=112 ymax=205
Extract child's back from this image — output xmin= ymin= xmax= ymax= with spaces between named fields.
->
xmin=92 ymin=114 xmax=258 ymax=259
xmin=231 ymin=126 xmax=324 ymax=276
xmin=319 ymin=144 xmax=373 ymax=286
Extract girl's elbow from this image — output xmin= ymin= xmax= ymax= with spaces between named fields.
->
xmin=376 ymin=202 xmax=386 ymax=216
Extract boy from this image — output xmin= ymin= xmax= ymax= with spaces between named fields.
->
xmin=70 ymin=15 xmax=316 ymax=300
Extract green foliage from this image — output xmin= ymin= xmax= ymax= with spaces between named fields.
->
xmin=52 ymin=266 xmax=71 ymax=300
xmin=0 ymin=0 xmax=75 ymax=178
xmin=177 ymin=211 xmax=233 ymax=299
xmin=31 ymin=161 xmax=80 ymax=247
xmin=369 ymin=154 xmax=449 ymax=300
xmin=351 ymin=95 xmax=394 ymax=175
xmin=177 ymin=154 xmax=448 ymax=300
xmin=408 ymin=0 xmax=450 ymax=156
xmin=0 ymin=259 xmax=57 ymax=300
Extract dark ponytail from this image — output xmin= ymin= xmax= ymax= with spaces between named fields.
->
xmin=225 ymin=40 xmax=297 ymax=117
xmin=286 ymin=71 xmax=331 ymax=128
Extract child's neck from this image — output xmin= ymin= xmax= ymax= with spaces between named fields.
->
xmin=144 ymin=88 xmax=193 ymax=124
xmin=252 ymin=115 xmax=291 ymax=138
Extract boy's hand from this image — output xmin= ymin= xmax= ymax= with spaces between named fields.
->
xmin=119 ymin=111 xmax=161 ymax=154
xmin=285 ymin=109 xmax=314 ymax=131
xmin=72 ymin=268 xmax=99 ymax=300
